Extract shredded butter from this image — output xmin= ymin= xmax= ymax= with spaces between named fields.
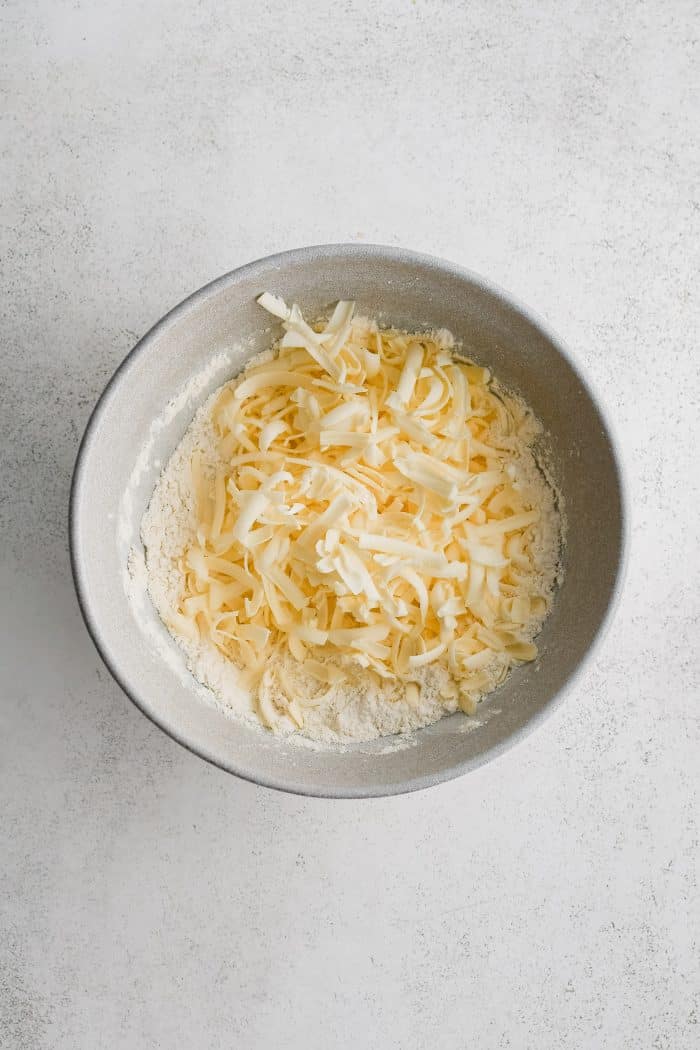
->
xmin=144 ymin=296 xmax=563 ymax=736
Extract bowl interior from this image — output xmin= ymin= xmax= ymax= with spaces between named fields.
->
xmin=71 ymin=246 xmax=624 ymax=796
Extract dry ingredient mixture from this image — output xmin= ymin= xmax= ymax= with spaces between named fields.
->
xmin=141 ymin=295 xmax=564 ymax=744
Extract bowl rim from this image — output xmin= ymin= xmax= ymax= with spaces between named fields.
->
xmin=69 ymin=243 xmax=629 ymax=797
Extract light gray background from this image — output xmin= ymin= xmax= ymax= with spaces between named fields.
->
xmin=2 ymin=2 xmax=699 ymax=1047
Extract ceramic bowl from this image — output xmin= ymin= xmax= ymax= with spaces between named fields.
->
xmin=70 ymin=245 xmax=626 ymax=796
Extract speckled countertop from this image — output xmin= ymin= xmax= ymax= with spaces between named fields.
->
xmin=2 ymin=2 xmax=698 ymax=1047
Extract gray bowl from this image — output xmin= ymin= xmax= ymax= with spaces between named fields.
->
xmin=70 ymin=244 xmax=626 ymax=797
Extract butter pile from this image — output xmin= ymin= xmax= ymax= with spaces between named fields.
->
xmin=166 ymin=295 xmax=562 ymax=731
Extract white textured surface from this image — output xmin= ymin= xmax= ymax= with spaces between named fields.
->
xmin=1 ymin=1 xmax=698 ymax=1046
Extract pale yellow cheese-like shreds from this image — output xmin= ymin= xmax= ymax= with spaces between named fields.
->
xmin=172 ymin=295 xmax=562 ymax=730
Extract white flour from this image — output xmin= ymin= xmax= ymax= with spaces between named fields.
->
xmin=137 ymin=356 xmax=564 ymax=746
xmin=137 ymin=388 xmax=259 ymax=727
